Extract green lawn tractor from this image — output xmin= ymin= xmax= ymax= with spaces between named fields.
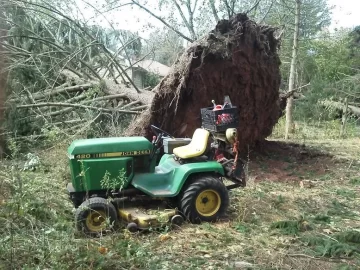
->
xmin=67 ymin=96 xmax=245 ymax=236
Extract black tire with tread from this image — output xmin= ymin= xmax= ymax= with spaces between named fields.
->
xmin=179 ymin=175 xmax=229 ymax=223
xmin=75 ymin=197 xmax=117 ymax=236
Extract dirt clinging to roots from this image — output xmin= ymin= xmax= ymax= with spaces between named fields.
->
xmin=126 ymin=13 xmax=282 ymax=151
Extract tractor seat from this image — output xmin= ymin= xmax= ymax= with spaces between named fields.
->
xmin=173 ymin=128 xmax=210 ymax=159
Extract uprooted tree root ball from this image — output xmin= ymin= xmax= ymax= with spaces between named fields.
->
xmin=126 ymin=13 xmax=282 ymax=151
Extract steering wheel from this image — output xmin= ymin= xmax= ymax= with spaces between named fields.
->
xmin=150 ymin=125 xmax=174 ymax=138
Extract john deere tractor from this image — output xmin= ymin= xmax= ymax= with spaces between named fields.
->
xmin=67 ymin=96 xmax=245 ymax=236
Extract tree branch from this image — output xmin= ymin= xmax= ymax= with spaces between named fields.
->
xmin=209 ymin=0 xmax=220 ymax=22
xmin=41 ymin=93 xmax=131 ymax=117
xmin=221 ymin=0 xmax=233 ymax=18
xmin=260 ymin=0 xmax=275 ymax=24
xmin=7 ymin=83 xmax=95 ymax=102
xmin=130 ymin=0 xmax=193 ymax=43
xmin=13 ymin=102 xmax=140 ymax=114
xmin=246 ymin=0 xmax=262 ymax=15
xmin=280 ymin=82 xmax=310 ymax=99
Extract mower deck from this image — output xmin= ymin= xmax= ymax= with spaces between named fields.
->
xmin=117 ymin=206 xmax=177 ymax=230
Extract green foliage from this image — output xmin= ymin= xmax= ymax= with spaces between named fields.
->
xmin=270 ymin=218 xmax=310 ymax=235
xmin=302 ymin=231 xmax=360 ymax=258
xmin=350 ymin=177 xmax=360 ymax=186
xmin=291 ymin=28 xmax=360 ymax=125
xmin=307 ymin=31 xmax=359 ymax=82
xmin=100 ymin=168 xmax=127 ymax=192
xmin=272 ymin=195 xmax=286 ymax=208
xmin=234 ymin=223 xmax=251 ymax=233
xmin=6 ymin=136 xmax=20 ymax=159
xmin=335 ymin=188 xmax=356 ymax=199
xmin=143 ymin=71 xmax=161 ymax=88
xmin=41 ymin=126 xmax=62 ymax=144
xmin=336 ymin=265 xmax=360 ymax=270
xmin=312 ymin=214 xmax=331 ymax=224
xmin=144 ymin=28 xmax=184 ymax=66
xmin=336 ymin=231 xmax=360 ymax=244
xmin=327 ymin=199 xmax=356 ymax=219
xmin=2 ymin=2 xmax=142 ymax=146
xmin=271 ymin=116 xmax=359 ymax=140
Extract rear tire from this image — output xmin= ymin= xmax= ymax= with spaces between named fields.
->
xmin=75 ymin=197 xmax=117 ymax=236
xmin=179 ymin=175 xmax=229 ymax=223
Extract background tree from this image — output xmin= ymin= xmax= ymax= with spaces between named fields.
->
xmin=285 ymin=0 xmax=301 ymax=140
xmin=143 ymin=27 xmax=185 ymax=66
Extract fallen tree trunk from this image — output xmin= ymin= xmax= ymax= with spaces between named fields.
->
xmin=16 ymin=102 xmax=140 ymax=114
xmin=126 ymin=13 xmax=282 ymax=151
xmin=320 ymin=99 xmax=360 ymax=117
xmin=102 ymin=79 xmax=154 ymax=105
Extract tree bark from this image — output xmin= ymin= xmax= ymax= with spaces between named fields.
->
xmin=285 ymin=0 xmax=301 ymax=140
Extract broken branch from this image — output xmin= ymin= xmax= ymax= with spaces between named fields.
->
xmin=280 ymin=83 xmax=310 ymax=99
xmin=8 ymin=83 xmax=95 ymax=102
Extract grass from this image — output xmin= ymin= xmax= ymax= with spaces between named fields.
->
xmin=271 ymin=116 xmax=360 ymax=141
xmin=1 ymin=123 xmax=360 ymax=269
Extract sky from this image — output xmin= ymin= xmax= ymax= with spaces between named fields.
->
xmin=328 ymin=0 xmax=360 ymax=30
xmin=74 ymin=0 xmax=360 ymax=38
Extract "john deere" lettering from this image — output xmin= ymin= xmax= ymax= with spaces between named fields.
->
xmin=74 ymin=149 xmax=151 ymax=159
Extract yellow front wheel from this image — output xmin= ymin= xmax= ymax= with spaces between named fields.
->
xmin=76 ymin=197 xmax=117 ymax=236
xmin=85 ymin=210 xmax=107 ymax=232
xmin=179 ymin=175 xmax=229 ymax=223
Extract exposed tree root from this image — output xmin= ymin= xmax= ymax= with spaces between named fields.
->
xmin=126 ymin=13 xmax=282 ymax=151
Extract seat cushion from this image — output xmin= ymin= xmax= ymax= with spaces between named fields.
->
xmin=173 ymin=128 xmax=210 ymax=159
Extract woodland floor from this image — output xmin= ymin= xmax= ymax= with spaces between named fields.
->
xmin=1 ymin=128 xmax=360 ymax=269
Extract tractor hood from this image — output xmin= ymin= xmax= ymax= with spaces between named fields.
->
xmin=67 ymin=137 xmax=153 ymax=159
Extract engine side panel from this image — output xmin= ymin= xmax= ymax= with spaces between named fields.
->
xmin=71 ymin=157 xmax=133 ymax=192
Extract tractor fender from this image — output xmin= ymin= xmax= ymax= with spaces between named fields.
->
xmin=171 ymin=161 xmax=225 ymax=196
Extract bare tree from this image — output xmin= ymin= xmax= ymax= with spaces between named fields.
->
xmin=285 ymin=0 xmax=301 ymax=140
